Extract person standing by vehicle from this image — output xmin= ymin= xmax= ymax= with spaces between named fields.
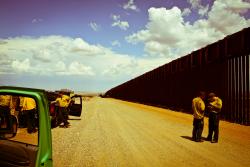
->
xmin=206 ymin=93 xmax=222 ymax=143
xmin=0 ymin=95 xmax=12 ymax=128
xmin=22 ymin=97 xmax=37 ymax=133
xmin=192 ymin=91 xmax=206 ymax=142
xmin=56 ymin=92 xmax=71 ymax=128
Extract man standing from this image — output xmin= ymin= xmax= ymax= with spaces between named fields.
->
xmin=192 ymin=91 xmax=206 ymax=142
xmin=56 ymin=92 xmax=71 ymax=128
xmin=206 ymin=93 xmax=222 ymax=143
xmin=0 ymin=95 xmax=12 ymax=128
xmin=22 ymin=97 xmax=37 ymax=133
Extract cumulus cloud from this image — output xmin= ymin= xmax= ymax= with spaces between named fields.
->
xmin=102 ymin=56 xmax=170 ymax=78
xmin=33 ymin=49 xmax=52 ymax=63
xmin=0 ymin=53 xmax=13 ymax=74
xmin=222 ymin=0 xmax=250 ymax=13
xmin=12 ymin=59 xmax=31 ymax=72
xmin=71 ymin=38 xmax=105 ymax=55
xmin=68 ymin=62 xmax=94 ymax=76
xmin=89 ymin=22 xmax=100 ymax=31
xmin=55 ymin=61 xmax=95 ymax=76
xmin=55 ymin=61 xmax=66 ymax=72
xmin=208 ymin=0 xmax=250 ymax=34
xmin=111 ymin=14 xmax=130 ymax=30
xmin=126 ymin=0 xmax=250 ymax=58
xmin=198 ymin=4 xmax=210 ymax=16
xmin=0 ymin=36 xmax=100 ymax=76
xmin=123 ymin=0 xmax=139 ymax=12
xmin=188 ymin=0 xmax=210 ymax=16
xmin=0 ymin=35 xmax=168 ymax=81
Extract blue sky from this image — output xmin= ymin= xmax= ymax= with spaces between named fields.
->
xmin=0 ymin=0 xmax=250 ymax=92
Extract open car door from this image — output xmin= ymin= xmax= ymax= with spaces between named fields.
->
xmin=68 ymin=95 xmax=82 ymax=117
xmin=0 ymin=86 xmax=52 ymax=167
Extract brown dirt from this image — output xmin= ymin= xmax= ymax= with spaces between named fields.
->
xmin=52 ymin=97 xmax=250 ymax=167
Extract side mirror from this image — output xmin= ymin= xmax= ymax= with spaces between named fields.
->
xmin=0 ymin=115 xmax=17 ymax=139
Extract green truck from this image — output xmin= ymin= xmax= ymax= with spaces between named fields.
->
xmin=0 ymin=86 xmax=53 ymax=167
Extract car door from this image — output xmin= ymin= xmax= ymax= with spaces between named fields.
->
xmin=0 ymin=86 xmax=52 ymax=167
xmin=68 ymin=95 xmax=82 ymax=117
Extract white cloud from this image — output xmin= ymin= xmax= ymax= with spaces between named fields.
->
xmin=68 ymin=62 xmax=95 ymax=76
xmin=182 ymin=8 xmax=192 ymax=16
xmin=89 ymin=22 xmax=100 ymax=31
xmin=112 ymin=21 xmax=129 ymax=30
xmin=126 ymin=1 xmax=250 ymax=59
xmin=111 ymin=14 xmax=120 ymax=20
xmin=126 ymin=7 xmax=190 ymax=58
xmin=111 ymin=40 xmax=121 ymax=47
xmin=111 ymin=14 xmax=130 ymax=30
xmin=198 ymin=4 xmax=209 ymax=16
xmin=188 ymin=0 xmax=210 ymax=16
xmin=33 ymin=49 xmax=52 ymax=62
xmin=0 ymin=36 xmax=100 ymax=76
xmin=189 ymin=0 xmax=201 ymax=9
xmin=12 ymin=59 xmax=30 ymax=72
xmin=208 ymin=0 xmax=250 ymax=34
xmin=0 ymin=35 xmax=168 ymax=81
xmin=123 ymin=0 xmax=139 ymax=12
xmin=54 ymin=61 xmax=95 ymax=76
xmin=102 ymin=56 xmax=170 ymax=78
xmin=222 ymin=0 xmax=250 ymax=13
xmin=32 ymin=18 xmax=43 ymax=23
xmin=55 ymin=61 xmax=66 ymax=72
xmin=71 ymin=38 xmax=105 ymax=55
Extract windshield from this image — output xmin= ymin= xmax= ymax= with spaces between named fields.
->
xmin=0 ymin=94 xmax=38 ymax=146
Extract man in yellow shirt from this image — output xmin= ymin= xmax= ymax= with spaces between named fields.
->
xmin=22 ymin=97 xmax=37 ymax=133
xmin=56 ymin=92 xmax=71 ymax=127
xmin=192 ymin=91 xmax=206 ymax=142
xmin=0 ymin=95 xmax=12 ymax=128
xmin=206 ymin=93 xmax=222 ymax=143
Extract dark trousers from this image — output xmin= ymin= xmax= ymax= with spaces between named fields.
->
xmin=207 ymin=112 xmax=220 ymax=141
xmin=0 ymin=106 xmax=10 ymax=128
xmin=59 ymin=107 xmax=69 ymax=126
xmin=18 ymin=111 xmax=26 ymax=128
xmin=24 ymin=109 xmax=36 ymax=133
xmin=192 ymin=118 xmax=204 ymax=141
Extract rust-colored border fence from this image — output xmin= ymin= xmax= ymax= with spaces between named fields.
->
xmin=105 ymin=28 xmax=250 ymax=125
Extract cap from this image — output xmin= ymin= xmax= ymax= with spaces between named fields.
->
xmin=208 ymin=92 xmax=216 ymax=98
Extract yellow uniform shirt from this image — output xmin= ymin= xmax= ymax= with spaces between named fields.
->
xmin=19 ymin=96 xmax=24 ymax=108
xmin=209 ymin=97 xmax=222 ymax=113
xmin=56 ymin=95 xmax=70 ymax=108
xmin=192 ymin=97 xmax=205 ymax=119
xmin=0 ymin=95 xmax=11 ymax=107
xmin=22 ymin=97 xmax=36 ymax=110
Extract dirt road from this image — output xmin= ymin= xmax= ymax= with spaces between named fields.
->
xmin=52 ymin=97 xmax=250 ymax=167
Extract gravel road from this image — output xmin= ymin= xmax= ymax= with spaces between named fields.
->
xmin=52 ymin=97 xmax=250 ymax=167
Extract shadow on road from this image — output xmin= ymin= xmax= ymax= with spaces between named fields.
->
xmin=68 ymin=118 xmax=81 ymax=120
xmin=181 ymin=136 xmax=193 ymax=141
xmin=181 ymin=136 xmax=207 ymax=142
